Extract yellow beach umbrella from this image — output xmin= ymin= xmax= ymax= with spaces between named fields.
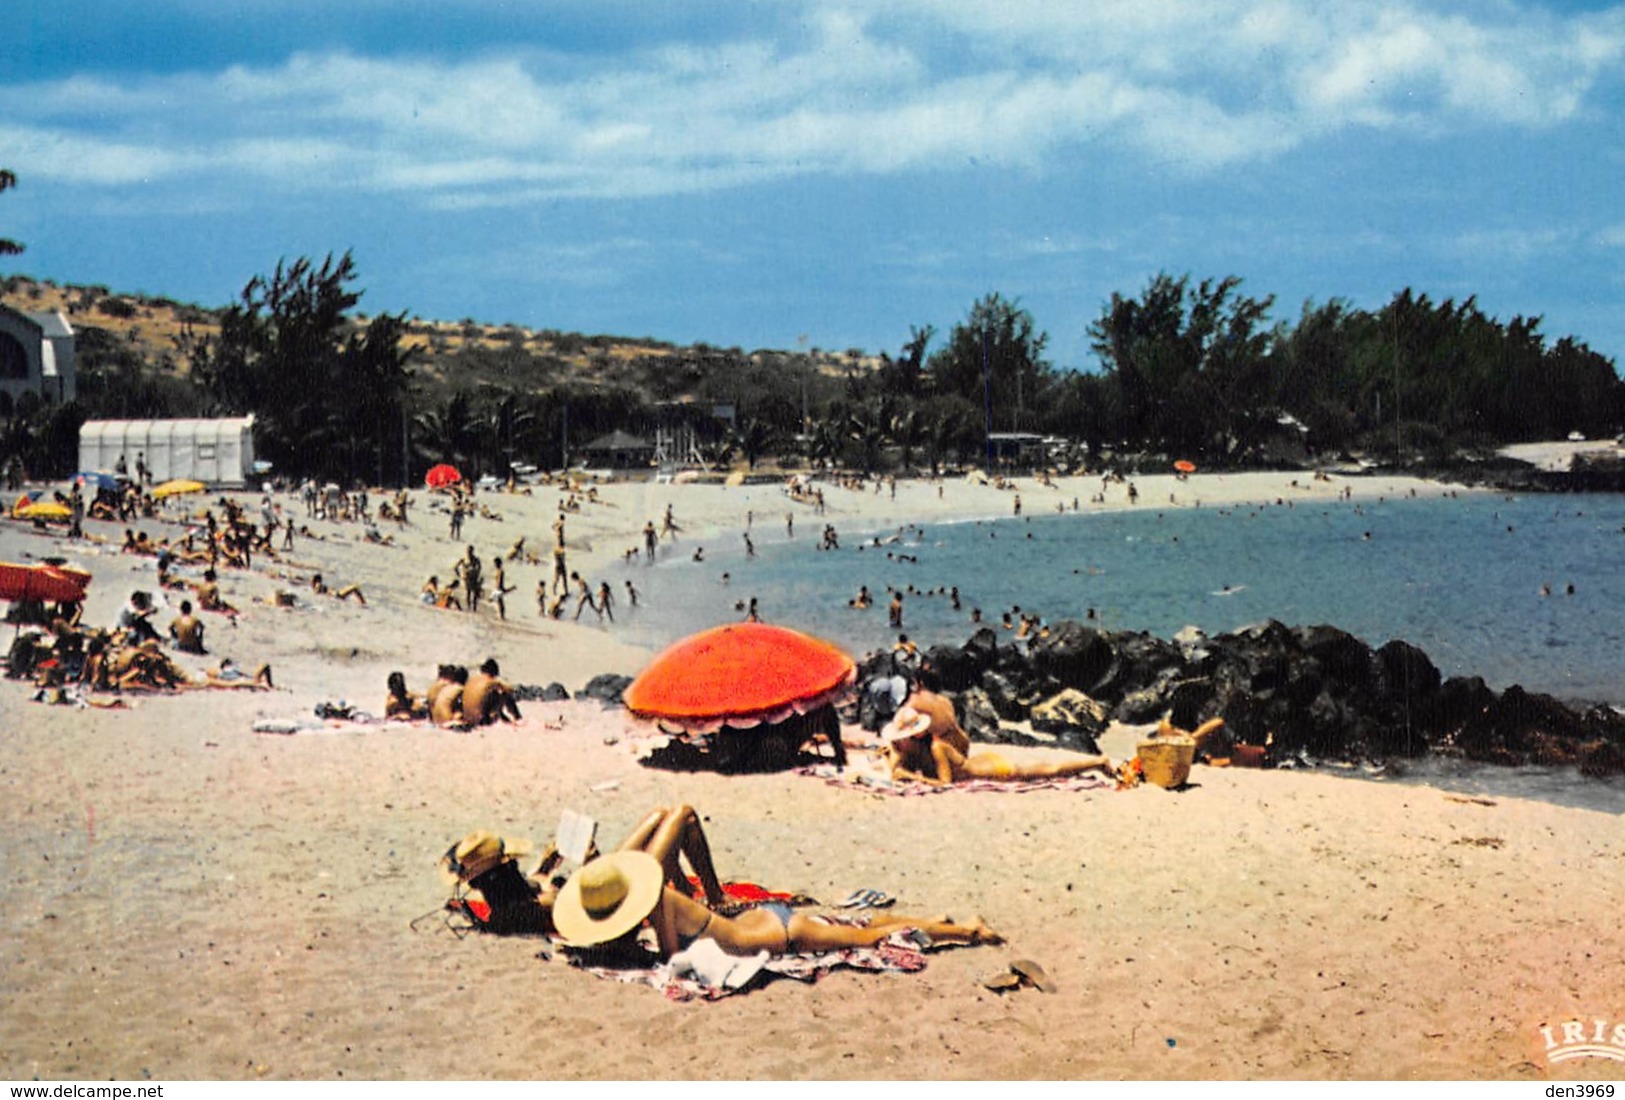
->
xmin=152 ymin=479 xmax=206 ymax=500
xmin=16 ymin=500 xmax=71 ymax=521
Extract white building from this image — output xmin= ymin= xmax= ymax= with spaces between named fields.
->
xmin=79 ymin=417 xmax=258 ymax=487
xmin=0 ymin=302 xmax=76 ymax=406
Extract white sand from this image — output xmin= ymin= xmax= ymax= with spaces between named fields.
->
xmin=1 ymin=467 xmax=1619 ymax=1082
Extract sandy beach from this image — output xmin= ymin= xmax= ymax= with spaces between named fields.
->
xmin=2 ymin=467 xmax=1621 ymax=1082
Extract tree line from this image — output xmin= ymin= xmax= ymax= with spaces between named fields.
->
xmin=4 ymin=242 xmax=1622 ymax=484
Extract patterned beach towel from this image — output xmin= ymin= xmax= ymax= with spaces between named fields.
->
xmin=799 ymin=755 xmax=1115 ymax=796
xmin=565 ymin=921 xmax=931 ymax=1003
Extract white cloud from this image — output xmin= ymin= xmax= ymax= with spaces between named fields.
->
xmin=2 ymin=0 xmax=1622 ymax=204
xmin=1452 ymin=225 xmax=1572 ymax=262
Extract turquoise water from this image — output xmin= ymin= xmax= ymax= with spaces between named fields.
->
xmin=616 ymin=492 xmax=1625 ymax=707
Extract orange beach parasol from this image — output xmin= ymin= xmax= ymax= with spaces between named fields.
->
xmin=624 ymin=622 xmax=856 ymax=732
xmin=1174 ymin=460 xmax=1197 ymax=474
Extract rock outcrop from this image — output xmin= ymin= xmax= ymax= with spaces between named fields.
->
xmin=856 ymin=619 xmax=1625 ymax=775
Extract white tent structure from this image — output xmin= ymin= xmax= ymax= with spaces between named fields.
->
xmin=78 ymin=417 xmax=258 ymax=487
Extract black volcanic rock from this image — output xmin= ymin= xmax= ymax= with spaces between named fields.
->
xmin=576 ymin=673 xmax=633 ymax=706
xmin=847 ymin=619 xmax=1619 ymax=773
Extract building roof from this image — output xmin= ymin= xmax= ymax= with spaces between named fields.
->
xmin=581 ymin=429 xmax=654 ymax=452
xmin=28 ymin=311 xmax=73 ymax=338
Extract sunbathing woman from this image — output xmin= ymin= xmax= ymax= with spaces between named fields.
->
xmin=881 ymin=705 xmax=1113 ymax=786
xmin=552 ymin=804 xmax=1001 ymax=957
xmin=311 ymin=573 xmax=366 ymax=604
xmin=85 ymin=639 xmax=270 ymax=692
xmin=384 ymin=671 xmax=428 ymax=720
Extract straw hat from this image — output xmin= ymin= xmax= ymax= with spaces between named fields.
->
xmin=441 ymin=830 xmax=531 ymax=884
xmin=880 ymin=705 xmax=931 ymax=743
xmin=552 ymin=851 xmax=665 ymax=947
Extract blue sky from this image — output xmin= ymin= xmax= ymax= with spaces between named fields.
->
xmin=5 ymin=0 xmax=1625 ymax=371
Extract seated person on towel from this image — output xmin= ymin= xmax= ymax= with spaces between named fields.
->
xmin=384 ymin=671 xmax=428 ymax=720
xmin=460 ymin=658 xmax=521 ymax=725
xmin=426 ymin=664 xmax=468 ymax=728
xmin=881 ymin=704 xmax=1113 ymax=786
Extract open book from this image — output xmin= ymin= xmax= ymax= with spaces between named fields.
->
xmin=555 ymin=809 xmax=597 ymax=865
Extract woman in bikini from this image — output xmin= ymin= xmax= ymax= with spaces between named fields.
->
xmin=552 ymin=805 xmax=999 ymax=957
xmin=447 ymin=805 xmax=999 ymax=955
xmin=384 ymin=671 xmax=427 ymax=719
xmin=880 ymin=705 xmax=1114 ymax=786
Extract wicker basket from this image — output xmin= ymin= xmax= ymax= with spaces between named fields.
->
xmin=1137 ymin=736 xmax=1196 ymax=789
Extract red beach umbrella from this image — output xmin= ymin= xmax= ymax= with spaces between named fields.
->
xmin=625 ymin=622 xmax=857 ymax=732
xmin=0 ymin=561 xmax=92 ymax=604
xmin=424 ymin=464 xmax=463 ymax=489
xmin=1174 ymin=460 xmax=1197 ymax=474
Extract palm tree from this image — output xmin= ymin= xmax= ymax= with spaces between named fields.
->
xmin=732 ymin=416 xmax=777 ymax=470
xmin=413 ymin=392 xmax=479 ymax=476
xmin=483 ymin=391 xmax=541 ymax=476
xmin=1 ymin=170 xmax=23 ymax=257
xmin=846 ymin=400 xmax=889 ymax=477
xmin=888 ymin=407 xmax=922 ymax=472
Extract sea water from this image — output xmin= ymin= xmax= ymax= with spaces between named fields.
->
xmin=611 ymin=490 xmax=1625 ymax=810
xmin=619 ymin=491 xmax=1625 ymax=704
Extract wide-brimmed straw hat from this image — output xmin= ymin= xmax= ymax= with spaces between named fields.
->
xmin=441 ymin=830 xmax=531 ymax=884
xmin=880 ymin=705 xmax=931 ymax=743
xmin=551 ymin=851 xmax=665 ymax=947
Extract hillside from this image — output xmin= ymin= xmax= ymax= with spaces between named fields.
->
xmin=0 ymin=274 xmax=879 ymax=399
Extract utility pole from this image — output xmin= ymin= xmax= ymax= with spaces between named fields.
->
xmin=1393 ymin=312 xmax=1403 ymax=461
xmin=982 ymin=327 xmax=993 ymax=469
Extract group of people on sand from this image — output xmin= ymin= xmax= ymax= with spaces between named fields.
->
xmin=386 ymin=658 xmax=522 ymax=729
xmin=6 ymin=583 xmax=273 ymax=699
xmin=435 ymin=668 xmax=1119 ymax=973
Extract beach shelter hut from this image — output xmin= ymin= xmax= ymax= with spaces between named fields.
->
xmin=78 ymin=417 xmax=257 ymax=488
xmin=578 ymin=430 xmax=655 ymax=470
xmin=625 ymin=622 xmax=856 ymax=772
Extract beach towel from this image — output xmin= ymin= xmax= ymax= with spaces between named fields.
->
xmin=565 ymin=917 xmax=931 ymax=1002
xmin=800 ymin=758 xmax=1115 ymax=797
xmin=253 ymin=715 xmax=420 ymax=735
xmin=253 ymin=713 xmax=562 ymax=736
